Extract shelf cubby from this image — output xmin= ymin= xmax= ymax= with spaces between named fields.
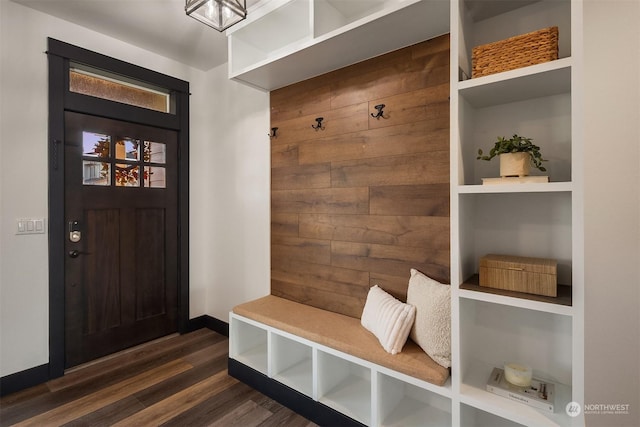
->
xmin=460 ymin=403 xmax=526 ymax=427
xmin=229 ymin=318 xmax=268 ymax=375
xmin=317 ymin=350 xmax=371 ymax=425
xmin=377 ymin=372 xmax=451 ymax=427
xmin=270 ymin=332 xmax=313 ymax=397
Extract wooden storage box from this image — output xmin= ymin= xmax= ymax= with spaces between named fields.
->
xmin=472 ymin=26 xmax=559 ymax=78
xmin=479 ymin=254 xmax=557 ymax=297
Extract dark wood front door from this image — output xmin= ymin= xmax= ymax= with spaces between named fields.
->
xmin=64 ymin=111 xmax=178 ymax=368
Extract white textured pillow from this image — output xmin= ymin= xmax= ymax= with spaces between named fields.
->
xmin=406 ymin=269 xmax=451 ymax=368
xmin=361 ymin=285 xmax=416 ymax=355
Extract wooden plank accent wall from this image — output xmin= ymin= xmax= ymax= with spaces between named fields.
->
xmin=270 ymin=35 xmax=450 ymax=319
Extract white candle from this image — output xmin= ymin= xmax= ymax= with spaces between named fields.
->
xmin=504 ymin=363 xmax=533 ymax=387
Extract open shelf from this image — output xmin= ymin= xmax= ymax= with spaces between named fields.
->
xmin=457 ymin=181 xmax=573 ymax=194
xmin=230 ymin=319 xmax=268 ymax=375
xmin=460 ymin=274 xmax=572 ymax=314
xmin=458 ymin=58 xmax=571 ymax=108
xmin=378 ymin=372 xmax=451 ymax=427
xmin=461 ymin=403 xmax=527 ymax=427
xmin=461 ymin=360 xmax=574 ymax=427
xmin=271 ymin=333 xmax=313 ymax=397
xmin=317 ymin=351 xmax=371 ymax=425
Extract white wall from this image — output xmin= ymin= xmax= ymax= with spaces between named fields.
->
xmin=0 ymin=0 xmax=270 ymax=377
xmin=191 ymin=64 xmax=271 ymax=322
xmin=583 ymin=1 xmax=640 ymax=426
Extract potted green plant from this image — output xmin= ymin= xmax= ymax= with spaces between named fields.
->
xmin=477 ymin=134 xmax=547 ymax=177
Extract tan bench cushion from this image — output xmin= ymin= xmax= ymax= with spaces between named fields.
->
xmin=233 ymin=295 xmax=450 ymax=386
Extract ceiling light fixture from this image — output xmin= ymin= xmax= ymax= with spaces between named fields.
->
xmin=185 ymin=0 xmax=247 ymax=32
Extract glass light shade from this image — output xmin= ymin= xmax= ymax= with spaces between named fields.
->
xmin=185 ymin=0 xmax=247 ymax=32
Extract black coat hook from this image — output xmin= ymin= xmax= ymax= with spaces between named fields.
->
xmin=312 ymin=117 xmax=325 ymax=131
xmin=371 ymin=104 xmax=387 ymax=119
xmin=268 ymin=127 xmax=278 ymax=138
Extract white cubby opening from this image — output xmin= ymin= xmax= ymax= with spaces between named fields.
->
xmin=458 ymin=191 xmax=573 ymax=286
xmin=317 ymin=351 xmax=372 ymax=425
xmin=377 ymin=373 xmax=452 ymax=427
xmin=458 ymin=92 xmax=572 ymax=186
xmin=459 ymin=297 xmax=573 ymax=392
xmin=230 ymin=319 xmax=268 ymax=375
xmin=270 ymin=333 xmax=313 ymax=397
xmin=458 ymin=0 xmax=572 ymax=81
xmin=229 ymin=0 xmax=311 ymax=74
xmin=461 ymin=403 xmax=527 ymax=427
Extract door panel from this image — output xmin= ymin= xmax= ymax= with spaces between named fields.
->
xmin=64 ymin=111 xmax=178 ymax=368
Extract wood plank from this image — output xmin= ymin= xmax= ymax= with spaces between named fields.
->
xmin=271 ymin=236 xmax=331 ymax=265
xmin=370 ymin=272 xmax=412 ymax=302
xmin=271 ymin=279 xmax=365 ymax=319
xmin=271 ymin=163 xmax=331 ymax=190
xmin=271 ymin=187 xmax=369 ymax=214
xmin=368 ymin=86 xmax=449 ymax=130
xmin=59 ymin=396 xmax=145 ymax=426
xmin=13 ymin=360 xmax=193 ymax=427
xmin=298 ymin=119 xmax=449 ymax=165
xmin=331 ymin=151 xmax=449 ymax=187
xmin=160 ymin=382 xmax=263 ymax=427
xmin=331 ymin=241 xmax=450 ymax=284
xmin=271 ymin=213 xmax=299 ymax=237
xmin=270 ymin=80 xmax=331 ymax=123
xmin=271 ymin=143 xmax=299 ymax=168
xmin=271 ymin=257 xmax=370 ymax=294
xmin=410 ymin=33 xmax=451 ymax=60
xmin=111 ymin=370 xmax=237 ymax=427
xmin=370 ymin=183 xmax=450 ymax=216
xmin=207 ymin=399 xmax=273 ymax=427
xmin=299 ymin=214 xmax=449 ymax=247
xmin=329 ymin=47 xmax=449 ymax=109
xmin=270 ymin=103 xmax=368 ymax=146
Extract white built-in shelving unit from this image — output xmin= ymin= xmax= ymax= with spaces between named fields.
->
xmin=228 ymin=0 xmax=584 ymax=425
xmin=450 ymin=0 xmax=584 ymax=426
xmin=226 ymin=0 xmax=450 ymax=90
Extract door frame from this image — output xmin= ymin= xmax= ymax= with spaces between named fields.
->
xmin=47 ymin=38 xmax=190 ymax=379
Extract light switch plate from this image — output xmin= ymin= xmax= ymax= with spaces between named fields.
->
xmin=16 ymin=218 xmax=46 ymax=235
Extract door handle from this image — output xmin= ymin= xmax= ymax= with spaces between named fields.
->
xmin=68 ymin=250 xmax=89 ymax=258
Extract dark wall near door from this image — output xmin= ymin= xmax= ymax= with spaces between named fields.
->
xmin=270 ymin=34 xmax=450 ymax=319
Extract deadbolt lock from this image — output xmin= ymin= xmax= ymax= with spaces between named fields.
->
xmin=69 ymin=220 xmax=81 ymax=243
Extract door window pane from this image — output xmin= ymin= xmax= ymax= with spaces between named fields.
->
xmin=70 ymin=67 xmax=171 ymax=113
xmin=144 ymin=141 xmax=166 ymax=164
xmin=144 ymin=166 xmax=166 ymax=188
xmin=116 ymin=138 xmax=140 ymax=161
xmin=83 ymin=161 xmax=110 ymax=185
xmin=115 ymin=164 xmax=140 ymax=187
xmin=83 ymin=132 xmax=110 ymax=158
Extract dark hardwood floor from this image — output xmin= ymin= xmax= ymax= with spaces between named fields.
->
xmin=0 ymin=329 xmax=317 ymax=427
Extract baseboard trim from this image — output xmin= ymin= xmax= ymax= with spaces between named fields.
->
xmin=0 ymin=363 xmax=49 ymax=397
xmin=228 ymin=358 xmax=365 ymax=427
xmin=188 ymin=315 xmax=229 ymax=337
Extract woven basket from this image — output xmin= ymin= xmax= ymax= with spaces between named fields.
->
xmin=472 ymin=26 xmax=559 ymax=78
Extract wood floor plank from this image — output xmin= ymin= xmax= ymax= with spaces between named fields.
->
xmin=111 ymin=370 xmax=237 ymax=427
xmin=207 ymin=400 xmax=273 ymax=427
xmin=159 ymin=381 xmax=263 ymax=427
xmin=60 ymin=396 xmax=145 ymax=427
xmin=13 ymin=359 xmax=193 ymax=427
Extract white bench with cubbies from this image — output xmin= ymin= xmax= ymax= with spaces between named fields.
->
xmin=230 ymin=312 xmax=452 ymax=427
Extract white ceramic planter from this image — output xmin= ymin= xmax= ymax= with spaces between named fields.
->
xmin=499 ymin=152 xmax=531 ymax=177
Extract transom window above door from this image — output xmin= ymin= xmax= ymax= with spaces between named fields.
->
xmin=82 ymin=131 xmax=167 ymax=188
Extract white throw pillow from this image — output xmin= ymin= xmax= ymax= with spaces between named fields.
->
xmin=406 ymin=269 xmax=451 ymax=368
xmin=361 ymin=285 xmax=416 ymax=355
